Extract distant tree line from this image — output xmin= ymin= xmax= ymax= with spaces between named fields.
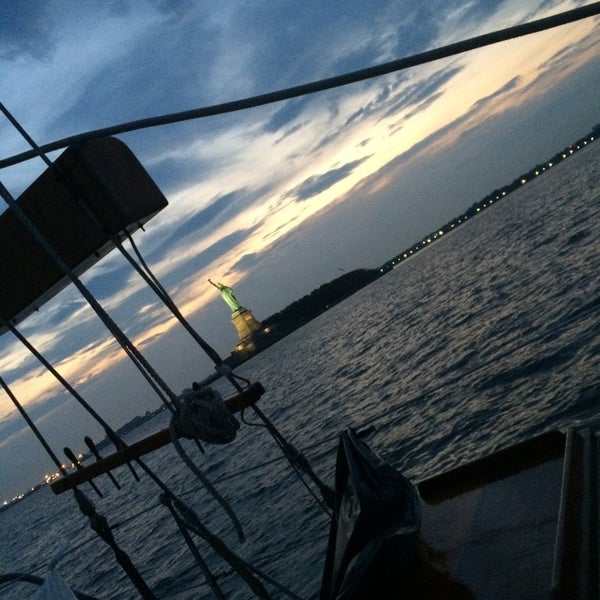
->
xmin=262 ymin=268 xmax=380 ymax=333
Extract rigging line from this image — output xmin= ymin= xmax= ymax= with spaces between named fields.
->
xmin=0 ymin=317 xmax=127 ymax=445
xmin=160 ymin=494 xmax=228 ymax=600
xmin=248 ymin=403 xmax=334 ymax=512
xmin=0 ymin=181 xmax=181 ymax=413
xmin=3 ymin=314 xmax=243 ymax=544
xmin=1 ymin=2 xmax=599 ymax=170
xmin=171 ymin=436 xmax=246 ymax=542
xmin=0 ymin=102 xmax=222 ymax=395
xmin=0 ymin=374 xmax=67 ymax=476
xmin=116 ymin=234 xmax=224 ymax=367
xmin=165 ymin=496 xmax=272 ymax=599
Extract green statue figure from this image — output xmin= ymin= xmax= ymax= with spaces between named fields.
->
xmin=209 ymin=279 xmax=242 ymax=312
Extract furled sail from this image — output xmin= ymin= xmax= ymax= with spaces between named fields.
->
xmin=0 ymin=137 xmax=168 ymax=334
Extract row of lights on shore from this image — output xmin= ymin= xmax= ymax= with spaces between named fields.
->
xmin=382 ymin=136 xmax=596 ymax=272
xmin=2 ymin=455 xmax=84 ymax=508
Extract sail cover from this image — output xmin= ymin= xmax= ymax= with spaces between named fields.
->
xmin=0 ymin=137 xmax=168 ymax=334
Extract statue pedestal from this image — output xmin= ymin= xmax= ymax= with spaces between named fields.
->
xmin=231 ymin=308 xmax=262 ymax=341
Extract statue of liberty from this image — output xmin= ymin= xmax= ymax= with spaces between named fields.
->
xmin=208 ymin=279 xmax=242 ymax=312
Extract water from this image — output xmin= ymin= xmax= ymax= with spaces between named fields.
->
xmin=1 ymin=141 xmax=599 ymax=599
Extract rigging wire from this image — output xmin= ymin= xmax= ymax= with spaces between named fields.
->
xmin=2 ymin=102 xmax=335 ymax=511
xmin=0 ymin=2 xmax=599 ymax=170
xmin=0 ymin=181 xmax=182 ymax=415
xmin=0 ymin=374 xmax=67 ymax=477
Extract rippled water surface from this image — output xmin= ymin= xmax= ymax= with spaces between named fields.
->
xmin=1 ymin=142 xmax=599 ymax=599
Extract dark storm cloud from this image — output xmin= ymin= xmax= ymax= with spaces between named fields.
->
xmin=290 ymin=158 xmax=369 ymax=201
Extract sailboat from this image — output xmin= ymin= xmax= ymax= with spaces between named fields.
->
xmin=1 ymin=4 xmax=598 ymax=598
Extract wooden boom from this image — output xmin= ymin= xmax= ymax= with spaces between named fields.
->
xmin=51 ymin=382 xmax=265 ymax=494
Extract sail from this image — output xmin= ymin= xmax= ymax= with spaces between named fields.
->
xmin=0 ymin=137 xmax=168 ymax=334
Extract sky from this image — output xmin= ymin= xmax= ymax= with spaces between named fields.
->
xmin=0 ymin=0 xmax=599 ymax=501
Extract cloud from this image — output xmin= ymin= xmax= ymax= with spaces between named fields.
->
xmin=471 ymin=76 xmax=522 ymax=110
xmin=157 ymin=226 xmax=260 ymax=288
xmin=0 ymin=1 xmax=53 ymax=60
xmin=265 ymin=99 xmax=313 ymax=133
xmin=381 ymin=66 xmax=465 ymax=121
xmin=231 ymin=252 xmax=262 ymax=272
xmin=149 ymin=191 xmax=242 ymax=257
xmin=290 ymin=158 xmax=370 ymax=201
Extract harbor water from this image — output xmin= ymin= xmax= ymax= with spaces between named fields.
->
xmin=1 ymin=140 xmax=599 ymax=599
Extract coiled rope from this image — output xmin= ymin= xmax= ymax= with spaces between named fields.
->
xmin=169 ymin=386 xmax=246 ymax=541
xmin=172 ymin=386 xmax=241 ymax=444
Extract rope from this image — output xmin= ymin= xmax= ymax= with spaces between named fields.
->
xmin=160 ymin=495 xmax=227 ymax=599
xmin=172 ymin=386 xmax=240 ymax=444
xmin=72 ymin=488 xmax=157 ymax=599
xmin=1 ymin=316 xmax=136 ymax=454
xmin=118 ymin=232 xmax=224 ymax=367
xmin=169 ymin=385 xmax=245 ymax=542
xmin=246 ymin=403 xmax=335 ymax=512
xmin=0 ymin=374 xmax=67 ymax=477
xmin=161 ymin=495 xmax=273 ymax=599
